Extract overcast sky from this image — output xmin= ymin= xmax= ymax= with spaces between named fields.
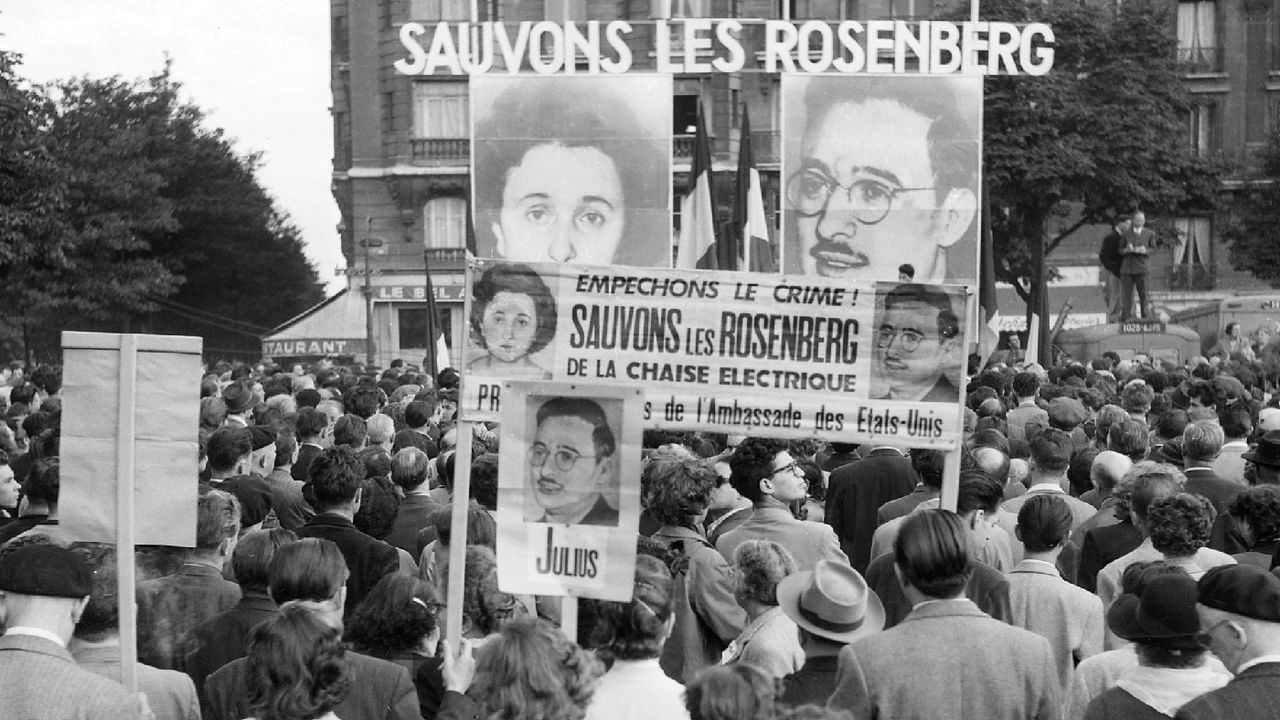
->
xmin=1 ymin=0 xmax=344 ymax=294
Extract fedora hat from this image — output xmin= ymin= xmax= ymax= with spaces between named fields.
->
xmin=1107 ymin=572 xmax=1204 ymax=650
xmin=777 ymin=560 xmax=884 ymax=644
xmin=1243 ymin=429 xmax=1280 ymax=469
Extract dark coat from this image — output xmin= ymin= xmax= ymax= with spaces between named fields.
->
xmin=1077 ymin=521 xmax=1144 ymax=593
xmin=1099 ymin=232 xmax=1124 ymax=276
xmin=1086 ymin=686 xmax=1169 ymax=720
xmin=1183 ymin=468 xmax=1243 ymax=515
xmin=780 ymin=655 xmax=842 ymax=708
xmin=387 ymin=492 xmax=445 ymax=556
xmin=1175 ymin=662 xmax=1280 ymax=720
xmin=183 ymin=590 xmax=279 ymax=699
xmin=295 ymin=513 xmax=400 ymax=618
xmin=1120 ymin=226 xmax=1153 ymax=276
xmin=864 ymin=552 xmax=1012 ymax=629
xmin=291 ymin=442 xmax=324 ymax=482
xmin=825 ymin=449 xmax=918 ymax=573
xmin=136 ymin=563 xmax=242 ymax=670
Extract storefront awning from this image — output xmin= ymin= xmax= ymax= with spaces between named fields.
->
xmin=261 ymin=288 xmax=368 ymax=358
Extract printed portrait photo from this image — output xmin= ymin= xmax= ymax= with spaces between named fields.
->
xmin=519 ymin=394 xmax=622 ymax=527
xmin=868 ymin=282 xmax=968 ymax=404
xmin=465 ymin=260 xmax=558 ymax=380
xmin=781 ymin=74 xmax=982 ymax=286
xmin=471 ymin=74 xmax=673 ymax=269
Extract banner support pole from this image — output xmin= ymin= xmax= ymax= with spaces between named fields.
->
xmin=116 ymin=334 xmax=139 ymax=695
xmin=445 ymin=421 xmax=475 ymax=643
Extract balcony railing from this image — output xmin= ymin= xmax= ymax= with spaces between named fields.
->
xmin=412 ymin=138 xmax=469 ymax=161
xmin=1168 ymin=263 xmax=1217 ymax=291
xmin=674 ymin=134 xmax=695 ymax=158
xmin=1177 ymin=45 xmax=1224 ymax=74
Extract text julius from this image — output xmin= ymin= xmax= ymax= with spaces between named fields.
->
xmin=534 ymin=527 xmax=600 ymax=578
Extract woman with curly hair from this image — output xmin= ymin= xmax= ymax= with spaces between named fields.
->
xmin=466 ymin=263 xmax=557 ymax=380
xmin=584 ymin=555 xmax=689 ymax=720
xmin=1146 ymin=493 xmax=1236 ymax=579
xmin=684 ymin=664 xmax=776 ymax=720
xmin=645 ymin=452 xmax=746 ymax=682
xmin=722 ymin=539 xmax=803 ymax=679
xmin=437 ymin=617 xmax=604 ymax=720
xmin=244 ymin=604 xmax=351 ymax=720
xmin=345 ymin=572 xmax=444 ymax=719
xmin=1226 ymin=485 xmax=1280 ymax=567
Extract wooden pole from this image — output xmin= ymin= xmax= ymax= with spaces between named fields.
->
xmin=940 ymin=290 xmax=979 ymax=513
xmin=116 ymin=334 xmax=139 ymax=694
xmin=445 ymin=421 xmax=475 ymax=642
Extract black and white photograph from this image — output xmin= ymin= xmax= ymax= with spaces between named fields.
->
xmin=868 ymin=281 xmax=967 ymax=403
xmin=780 ymin=74 xmax=982 ymax=286
xmin=471 ymin=74 xmax=673 ymax=269
xmin=465 ymin=260 xmax=558 ymax=380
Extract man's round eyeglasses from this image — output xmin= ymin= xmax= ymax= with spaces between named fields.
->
xmin=785 ymin=169 xmax=937 ymax=224
xmin=771 ymin=462 xmax=807 ymax=483
xmin=528 ymin=444 xmax=597 ymax=472
xmin=876 ymin=327 xmax=930 ymax=353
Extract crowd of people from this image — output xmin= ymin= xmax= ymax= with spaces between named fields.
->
xmin=2 ymin=348 xmax=1280 ymax=719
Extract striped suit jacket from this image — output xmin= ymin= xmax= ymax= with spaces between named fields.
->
xmin=0 ymin=633 xmax=143 ymax=719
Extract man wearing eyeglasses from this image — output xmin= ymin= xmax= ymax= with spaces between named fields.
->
xmin=526 ymin=396 xmax=619 ymax=526
xmin=871 ymin=283 xmax=964 ymax=403
xmin=782 ymin=76 xmax=979 ymax=284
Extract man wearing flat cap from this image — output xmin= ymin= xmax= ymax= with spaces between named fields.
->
xmin=0 ymin=544 xmax=146 ymax=719
xmin=1174 ymin=565 xmax=1280 ymax=719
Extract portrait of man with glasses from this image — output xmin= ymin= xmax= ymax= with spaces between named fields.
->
xmin=781 ymin=75 xmax=980 ymax=285
xmin=870 ymin=283 xmax=965 ymax=403
xmin=523 ymin=395 xmax=620 ymax=526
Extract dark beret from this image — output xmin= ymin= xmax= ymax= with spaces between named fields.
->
xmin=247 ymin=425 xmax=278 ymax=451
xmin=1048 ymin=397 xmax=1087 ymax=429
xmin=1199 ymin=564 xmax=1280 ymax=623
xmin=0 ymin=545 xmax=92 ymax=598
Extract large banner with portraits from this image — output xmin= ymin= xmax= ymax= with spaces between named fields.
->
xmin=780 ymin=74 xmax=982 ymax=288
xmin=461 ymin=258 xmax=968 ymax=449
xmin=495 ymin=382 xmax=644 ymax=600
xmin=470 ymin=74 xmax=674 ymax=269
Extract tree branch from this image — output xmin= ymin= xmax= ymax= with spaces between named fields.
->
xmin=1045 ymin=218 xmax=1089 ymax=256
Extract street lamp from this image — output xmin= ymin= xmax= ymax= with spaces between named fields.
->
xmin=359 ymin=229 xmax=385 ymax=368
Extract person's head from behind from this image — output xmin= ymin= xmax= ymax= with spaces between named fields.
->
xmin=345 ymin=572 xmax=439 ymax=656
xmin=588 ymin=554 xmax=674 ymax=661
xmin=70 ymin=542 xmax=122 ymax=642
xmin=206 ymin=427 xmax=253 ymax=476
xmin=474 ymin=79 xmax=666 ymax=267
xmin=970 ymin=446 xmax=1010 ymax=488
xmin=22 ymin=456 xmax=59 ymax=511
xmin=1146 ymin=493 xmax=1215 ymax=559
xmin=468 ymin=616 xmax=604 ymax=720
xmin=1115 ymin=461 xmax=1185 ymax=532
xmin=404 ymin=399 xmax=437 ymax=431
xmin=332 ymin=414 xmax=367 ymax=450
xmin=732 ymin=540 xmax=797 ymax=611
xmin=1108 ymin=418 xmax=1150 ymax=463
xmin=430 ymin=502 xmax=497 ymax=550
xmin=1091 ymin=450 xmax=1133 ymax=499
xmin=365 ymin=414 xmax=394 ymax=450
xmin=307 ymin=446 xmax=364 ymax=512
xmin=684 ymin=664 xmax=776 ymax=720
xmin=233 ymin=528 xmax=298 ymax=595
xmin=789 ymin=75 xmax=977 ymax=282
xmin=353 ymin=477 xmax=399 ymax=541
xmin=1011 ymin=371 xmax=1040 ymax=400
xmin=1181 ymin=420 xmax=1224 ymax=465
xmin=246 ymin=604 xmax=351 ymax=720
xmin=911 ymin=448 xmax=945 ymax=490
xmin=459 ymin=545 xmax=524 ymax=637
xmin=391 ymin=447 xmax=431 ymax=493
xmin=894 ymin=509 xmax=972 ymax=600
xmin=874 ymin=284 xmax=961 ymax=397
xmin=195 ymin=489 xmax=241 ymax=564
xmin=1016 ymin=495 xmax=1073 ymax=556
xmin=470 ymin=263 xmax=557 ymax=366
xmin=643 ymin=453 xmax=718 ymax=529
xmin=1028 ymin=428 xmax=1073 ymax=479
xmin=529 ymin=397 xmax=616 ymax=521
xmin=471 ymin=453 xmax=500 ymax=511
xmin=1227 ymin=485 xmax=1280 ymax=549
xmin=269 ymin=538 xmax=349 ymax=619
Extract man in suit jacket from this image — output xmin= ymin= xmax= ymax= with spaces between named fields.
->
xmin=295 ymin=446 xmax=400 ymax=618
xmin=291 ymin=406 xmax=330 ymax=482
xmin=1006 ymin=371 xmax=1048 ymax=442
xmin=827 ymin=510 xmax=1060 ymax=720
xmin=1099 ymin=216 xmax=1129 ymax=322
xmin=201 ymin=538 xmax=419 ymax=720
xmin=717 ymin=437 xmax=849 ymax=572
xmin=998 ymin=429 xmax=1097 ymax=563
xmin=1006 ymin=495 xmax=1104 ymax=694
xmin=825 ymin=445 xmax=917 ymax=572
xmin=387 ymin=447 xmax=445 ymax=554
xmin=1183 ymin=421 xmax=1242 ymax=515
xmin=0 ymin=544 xmax=145 ymax=720
xmin=1177 ymin=565 xmax=1280 ymax=720
xmin=1119 ymin=210 xmax=1153 ymax=321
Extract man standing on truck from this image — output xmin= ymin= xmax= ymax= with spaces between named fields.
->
xmin=1098 ymin=215 xmax=1129 ymax=323
xmin=1119 ymin=211 xmax=1153 ymax=321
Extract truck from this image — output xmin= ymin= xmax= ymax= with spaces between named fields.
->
xmin=1169 ymin=293 xmax=1280 ymax=355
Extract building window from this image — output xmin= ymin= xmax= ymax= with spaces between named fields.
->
xmin=411 ymin=0 xmax=469 ymax=22
xmin=788 ymin=0 xmax=854 ymax=19
xmin=1188 ymin=104 xmax=1214 ymax=156
xmin=1170 ymin=217 xmax=1215 ymax=290
xmin=1177 ymin=1 xmax=1219 ymax=72
xmin=398 ymin=308 xmax=453 ymax=351
xmin=424 ymin=197 xmax=467 ymax=250
xmin=545 ymin=0 xmax=587 ymax=21
xmin=413 ymin=83 xmax=468 ymax=138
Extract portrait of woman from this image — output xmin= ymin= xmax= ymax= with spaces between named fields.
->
xmin=467 ymin=262 xmax=557 ymax=379
xmin=472 ymin=75 xmax=672 ymax=268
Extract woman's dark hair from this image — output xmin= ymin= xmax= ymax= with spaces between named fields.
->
xmin=1147 ymin=493 xmax=1215 ymax=558
xmin=353 ymin=476 xmax=400 ymax=541
xmin=246 ymin=605 xmax=351 ymax=720
xmin=469 ymin=617 xmax=604 ymax=720
xmin=684 ymin=664 xmax=776 ymax=720
xmin=269 ymin=538 xmax=348 ymax=604
xmin=473 ymin=77 xmax=669 ymax=267
xmin=642 ymin=453 xmax=717 ymax=528
xmin=430 ymin=502 xmax=496 ymax=548
xmin=728 ymin=438 xmax=790 ymax=503
xmin=732 ymin=540 xmax=797 ymax=606
xmin=345 ymin=572 xmax=438 ymax=655
xmin=587 ymin=555 xmax=674 ymax=661
xmin=469 ymin=263 xmax=557 ymax=355
xmin=233 ymin=529 xmax=299 ymax=594
xmin=796 ymin=458 xmax=825 ymax=503
xmin=460 ymin=545 xmax=524 ymax=636
xmin=1228 ymin=485 xmax=1280 ymax=544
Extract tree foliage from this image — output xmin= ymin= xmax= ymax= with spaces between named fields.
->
xmin=0 ymin=60 xmax=324 ymax=361
xmin=1219 ymin=120 xmax=1280 ymax=287
xmin=980 ymin=0 xmax=1225 ymax=304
